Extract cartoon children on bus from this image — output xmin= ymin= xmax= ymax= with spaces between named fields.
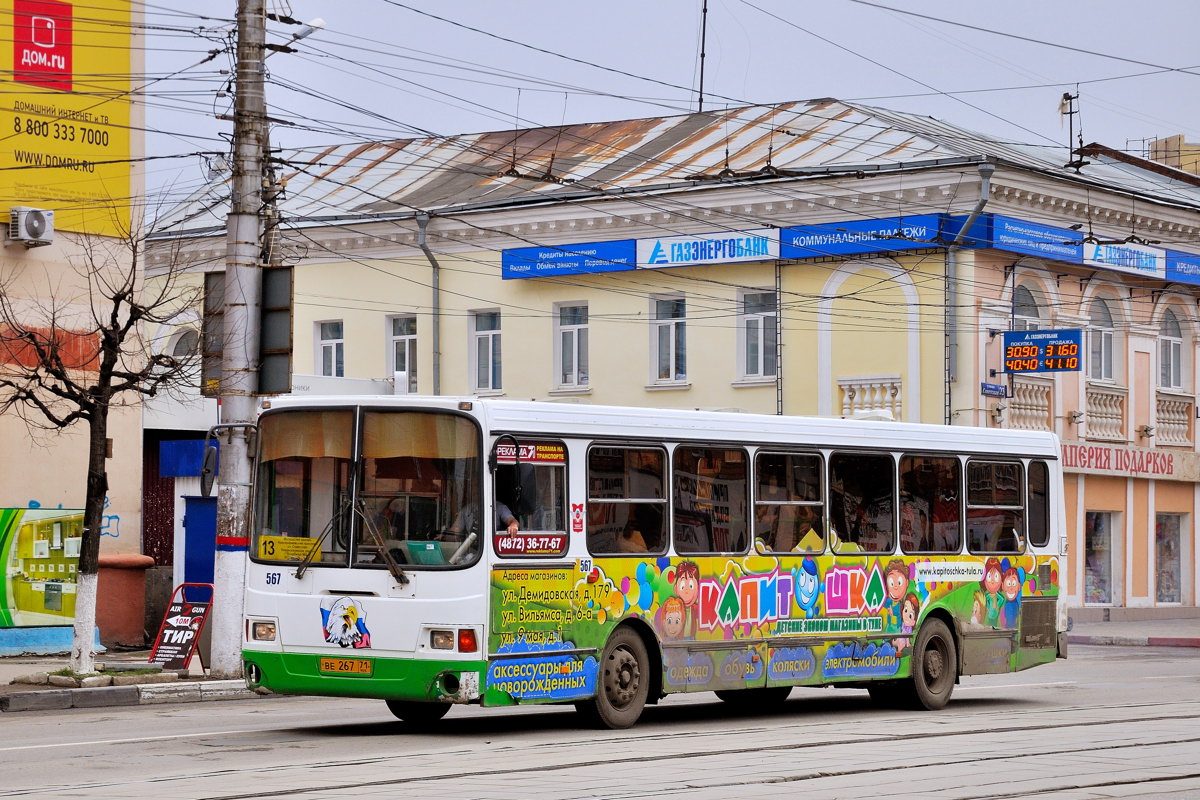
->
xmin=970 ymin=590 xmax=987 ymax=625
xmin=673 ymin=560 xmax=700 ymax=638
xmin=795 ymin=558 xmax=822 ymax=616
xmin=1001 ymin=563 xmax=1024 ymax=628
xmin=883 ymin=558 xmax=909 ymax=633
xmin=893 ymin=591 xmax=922 ymax=652
xmin=980 ymin=557 xmax=1005 ymax=628
xmin=661 ymin=595 xmax=686 ymax=640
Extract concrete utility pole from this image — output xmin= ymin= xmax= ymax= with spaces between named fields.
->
xmin=210 ymin=0 xmax=266 ymax=678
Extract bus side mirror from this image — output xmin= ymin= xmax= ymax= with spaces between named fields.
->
xmin=200 ymin=445 xmax=219 ymax=497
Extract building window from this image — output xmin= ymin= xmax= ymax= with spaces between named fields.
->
xmin=556 ymin=304 xmax=588 ymax=388
xmin=1012 ymin=284 xmax=1041 ymax=331
xmin=652 ymin=297 xmax=686 ymax=382
xmin=739 ymin=291 xmax=777 ymax=379
xmin=1159 ymin=308 xmax=1183 ymax=390
xmin=171 ymin=328 xmax=200 ymax=359
xmin=1088 ymin=298 xmax=1115 ymax=381
xmin=318 ymin=321 xmax=344 ymax=377
xmin=472 ymin=311 xmax=502 ymax=392
xmin=388 ymin=315 xmax=418 ymax=393
xmin=1085 ymin=511 xmax=1113 ymax=605
xmin=200 ymin=272 xmax=224 ymax=397
xmin=1155 ymin=513 xmax=1182 ymax=604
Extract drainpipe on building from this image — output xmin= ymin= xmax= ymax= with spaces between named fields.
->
xmin=945 ymin=160 xmax=995 ymax=425
xmin=775 ymin=260 xmax=784 ymax=415
xmin=417 ymin=213 xmax=442 ymax=395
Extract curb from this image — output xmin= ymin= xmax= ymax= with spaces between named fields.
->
xmin=0 ymin=680 xmax=259 ymax=712
xmin=1067 ymin=635 xmax=1200 ymax=648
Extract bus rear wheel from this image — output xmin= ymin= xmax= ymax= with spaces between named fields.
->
xmin=385 ymin=699 xmax=451 ymax=726
xmin=907 ymin=618 xmax=957 ymax=710
xmin=576 ymin=627 xmax=649 ymax=729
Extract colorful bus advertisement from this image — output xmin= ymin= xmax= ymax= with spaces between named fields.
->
xmin=486 ymin=551 xmax=1060 ymax=703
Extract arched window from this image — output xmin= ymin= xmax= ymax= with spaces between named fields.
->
xmin=1012 ymin=284 xmax=1041 ymax=331
xmin=1088 ymin=299 xmax=1115 ymax=381
xmin=1159 ymin=308 xmax=1183 ymax=389
xmin=171 ymin=328 xmax=200 ymax=358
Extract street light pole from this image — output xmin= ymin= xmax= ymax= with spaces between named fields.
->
xmin=210 ymin=0 xmax=266 ymax=679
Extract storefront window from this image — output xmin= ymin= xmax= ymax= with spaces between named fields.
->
xmin=1155 ymin=514 xmax=1182 ymax=604
xmin=1084 ymin=511 xmax=1112 ymax=605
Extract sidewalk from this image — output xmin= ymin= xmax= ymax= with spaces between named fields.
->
xmin=2 ymin=616 xmax=1197 ymax=712
xmin=0 ymin=650 xmax=261 ymax=712
xmin=1066 ymin=615 xmax=1200 ymax=648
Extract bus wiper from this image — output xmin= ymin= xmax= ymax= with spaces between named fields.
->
xmin=356 ymin=500 xmax=409 ymax=586
xmin=294 ymin=507 xmax=341 ymax=580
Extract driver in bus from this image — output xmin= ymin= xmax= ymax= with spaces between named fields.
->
xmin=447 ymin=499 xmax=519 ymax=536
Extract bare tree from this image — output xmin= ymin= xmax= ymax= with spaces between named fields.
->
xmin=0 ymin=222 xmax=201 ymax=673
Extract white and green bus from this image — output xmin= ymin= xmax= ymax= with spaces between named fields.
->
xmin=242 ymin=396 xmax=1066 ymax=728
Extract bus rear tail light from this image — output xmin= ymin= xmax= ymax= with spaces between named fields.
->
xmin=430 ymin=630 xmax=454 ymax=650
xmin=457 ymin=629 xmax=478 ymax=653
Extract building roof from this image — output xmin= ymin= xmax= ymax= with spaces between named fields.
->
xmin=153 ymin=98 xmax=1200 ymax=236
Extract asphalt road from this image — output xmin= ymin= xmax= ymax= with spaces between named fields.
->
xmin=1 ymin=644 xmax=1197 ymax=800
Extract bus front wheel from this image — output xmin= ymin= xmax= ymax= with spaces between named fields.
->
xmin=385 ymin=699 xmax=451 ymax=726
xmin=576 ymin=627 xmax=649 ymax=729
xmin=908 ymin=618 xmax=957 ymax=710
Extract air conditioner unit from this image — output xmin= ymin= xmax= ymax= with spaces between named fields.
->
xmin=8 ymin=207 xmax=54 ymax=247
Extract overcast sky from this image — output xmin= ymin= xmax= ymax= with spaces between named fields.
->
xmin=145 ymin=0 xmax=1200 ymax=207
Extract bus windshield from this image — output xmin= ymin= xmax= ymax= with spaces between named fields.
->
xmin=253 ymin=408 xmax=483 ymax=567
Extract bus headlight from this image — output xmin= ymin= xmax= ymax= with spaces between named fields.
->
xmin=430 ymin=630 xmax=454 ymax=650
xmin=252 ymin=621 xmax=277 ymax=641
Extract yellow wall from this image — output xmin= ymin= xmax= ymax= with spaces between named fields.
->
xmin=0 ymin=0 xmax=134 ymax=235
xmin=0 ymin=0 xmax=145 ymax=556
xmin=294 ymin=249 xmax=948 ymax=421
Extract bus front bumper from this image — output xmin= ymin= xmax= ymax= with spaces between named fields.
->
xmin=243 ymin=650 xmax=486 ymax=703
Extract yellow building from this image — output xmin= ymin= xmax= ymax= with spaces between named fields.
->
xmin=1151 ymin=135 xmax=1200 ymax=176
xmin=0 ymin=1 xmax=147 ymax=646
xmin=151 ymin=100 xmax=1200 ymax=621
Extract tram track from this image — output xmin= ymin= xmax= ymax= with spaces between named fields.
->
xmin=3 ymin=698 xmax=1198 ymax=799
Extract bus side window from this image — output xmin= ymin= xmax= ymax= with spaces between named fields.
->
xmin=673 ymin=446 xmax=749 ymax=555
xmin=495 ymin=461 xmax=565 ymax=533
xmin=966 ymin=461 xmax=1025 ymax=554
xmin=587 ymin=446 xmax=667 ymax=556
xmin=1027 ymin=460 xmax=1050 ymax=548
xmin=829 ymin=452 xmax=894 ymax=554
xmin=754 ymin=451 xmax=824 ymax=554
xmin=899 ymin=455 xmax=961 ymax=553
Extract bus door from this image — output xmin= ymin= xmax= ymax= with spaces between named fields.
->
xmin=488 ymin=439 xmax=574 ymax=677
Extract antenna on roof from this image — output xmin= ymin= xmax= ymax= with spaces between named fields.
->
xmin=1060 ymin=91 xmax=1090 ymax=173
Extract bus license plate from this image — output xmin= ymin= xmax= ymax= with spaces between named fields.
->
xmin=318 ymin=656 xmax=373 ymax=676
